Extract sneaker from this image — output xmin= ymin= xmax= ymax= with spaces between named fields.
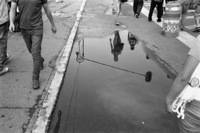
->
xmin=0 ymin=67 xmax=9 ymax=76
xmin=115 ymin=21 xmax=120 ymax=26
xmin=32 ymin=79 xmax=40 ymax=89
xmin=157 ymin=18 xmax=161 ymax=22
xmin=193 ymin=27 xmax=200 ymax=33
xmin=180 ymin=26 xmax=185 ymax=31
xmin=148 ymin=18 xmax=152 ymax=22
xmin=136 ymin=14 xmax=139 ymax=18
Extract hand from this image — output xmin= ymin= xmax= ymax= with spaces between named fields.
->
xmin=9 ymin=23 xmax=15 ymax=33
xmin=51 ymin=25 xmax=57 ymax=34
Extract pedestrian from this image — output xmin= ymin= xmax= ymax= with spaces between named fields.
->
xmin=9 ymin=0 xmax=57 ymax=89
xmin=133 ymin=0 xmax=144 ymax=18
xmin=0 ymin=0 xmax=10 ymax=76
xmin=127 ymin=32 xmax=138 ymax=50
xmin=165 ymin=42 xmax=200 ymax=132
xmin=113 ymin=0 xmax=128 ymax=25
xmin=193 ymin=0 xmax=200 ymax=32
xmin=148 ymin=0 xmax=163 ymax=22
xmin=179 ymin=0 xmax=191 ymax=30
xmin=110 ymin=30 xmax=124 ymax=62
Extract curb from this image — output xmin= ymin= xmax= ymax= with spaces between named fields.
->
xmin=26 ymin=0 xmax=87 ymax=132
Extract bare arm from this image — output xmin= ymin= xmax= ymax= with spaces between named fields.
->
xmin=166 ymin=55 xmax=199 ymax=113
xmin=9 ymin=2 xmax=17 ymax=32
xmin=43 ymin=3 xmax=57 ymax=34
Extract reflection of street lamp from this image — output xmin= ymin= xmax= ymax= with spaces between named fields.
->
xmin=76 ymin=39 xmax=85 ymax=63
xmin=75 ymin=52 xmax=152 ymax=82
xmin=76 ymin=51 xmax=84 ymax=63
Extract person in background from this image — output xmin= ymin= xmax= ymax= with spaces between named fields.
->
xmin=133 ymin=0 xmax=144 ymax=18
xmin=128 ymin=32 xmax=138 ymax=50
xmin=193 ymin=0 xmax=200 ymax=32
xmin=110 ymin=31 xmax=124 ymax=62
xmin=9 ymin=0 xmax=57 ymax=89
xmin=148 ymin=0 xmax=163 ymax=22
xmin=0 ymin=0 xmax=10 ymax=76
xmin=166 ymin=42 xmax=200 ymax=132
xmin=179 ymin=0 xmax=191 ymax=30
xmin=113 ymin=0 xmax=128 ymax=25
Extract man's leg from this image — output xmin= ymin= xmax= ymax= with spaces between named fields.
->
xmin=115 ymin=0 xmax=122 ymax=25
xmin=133 ymin=0 xmax=138 ymax=15
xmin=136 ymin=0 xmax=144 ymax=16
xmin=180 ymin=4 xmax=189 ymax=30
xmin=0 ymin=22 xmax=9 ymax=75
xmin=157 ymin=2 xmax=163 ymax=22
xmin=21 ymin=28 xmax=44 ymax=89
xmin=31 ymin=28 xmax=44 ymax=89
xmin=193 ymin=11 xmax=200 ymax=32
xmin=148 ymin=1 xmax=156 ymax=21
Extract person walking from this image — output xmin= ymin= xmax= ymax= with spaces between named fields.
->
xmin=113 ymin=0 xmax=128 ymax=25
xmin=110 ymin=31 xmax=124 ymax=62
xmin=0 ymin=0 xmax=9 ymax=76
xmin=148 ymin=0 xmax=163 ymax=22
xmin=9 ymin=0 xmax=57 ymax=89
xmin=166 ymin=42 xmax=200 ymax=132
xmin=133 ymin=0 xmax=144 ymax=18
xmin=179 ymin=0 xmax=191 ymax=30
xmin=128 ymin=32 xmax=138 ymax=50
xmin=193 ymin=0 xmax=200 ymax=32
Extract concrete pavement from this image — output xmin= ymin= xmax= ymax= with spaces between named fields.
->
xmin=0 ymin=0 xmax=199 ymax=132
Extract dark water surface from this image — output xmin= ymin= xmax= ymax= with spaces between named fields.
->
xmin=48 ymin=30 xmax=179 ymax=133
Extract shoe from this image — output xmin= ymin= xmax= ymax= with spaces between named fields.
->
xmin=157 ymin=18 xmax=161 ymax=22
xmin=115 ymin=21 xmax=120 ymax=26
xmin=136 ymin=14 xmax=139 ymax=18
xmin=148 ymin=18 xmax=152 ymax=22
xmin=32 ymin=79 xmax=40 ymax=89
xmin=193 ymin=27 xmax=200 ymax=33
xmin=0 ymin=67 xmax=9 ymax=76
xmin=180 ymin=26 xmax=185 ymax=31
xmin=40 ymin=57 xmax=44 ymax=70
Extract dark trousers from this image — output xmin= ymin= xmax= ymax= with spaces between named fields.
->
xmin=148 ymin=0 xmax=163 ymax=20
xmin=0 ymin=22 xmax=8 ymax=70
xmin=133 ymin=0 xmax=144 ymax=15
xmin=21 ymin=28 xmax=44 ymax=80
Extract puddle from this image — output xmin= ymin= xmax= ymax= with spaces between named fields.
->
xmin=48 ymin=30 xmax=179 ymax=133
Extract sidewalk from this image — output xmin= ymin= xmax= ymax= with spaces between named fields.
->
xmin=0 ymin=0 xmax=82 ymax=132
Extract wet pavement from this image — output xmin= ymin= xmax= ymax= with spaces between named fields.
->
xmin=48 ymin=30 xmax=179 ymax=133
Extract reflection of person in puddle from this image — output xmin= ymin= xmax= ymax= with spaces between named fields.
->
xmin=127 ymin=32 xmax=138 ymax=50
xmin=110 ymin=31 xmax=124 ymax=62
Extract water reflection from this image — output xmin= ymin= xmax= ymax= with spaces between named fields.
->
xmin=76 ymin=40 xmax=84 ymax=63
xmin=128 ymin=32 xmax=138 ymax=50
xmin=75 ymin=31 xmax=153 ymax=82
xmin=76 ymin=51 xmax=152 ymax=82
xmin=110 ymin=31 xmax=124 ymax=62
xmin=142 ymin=43 xmax=177 ymax=80
xmin=49 ymin=30 xmax=179 ymax=133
